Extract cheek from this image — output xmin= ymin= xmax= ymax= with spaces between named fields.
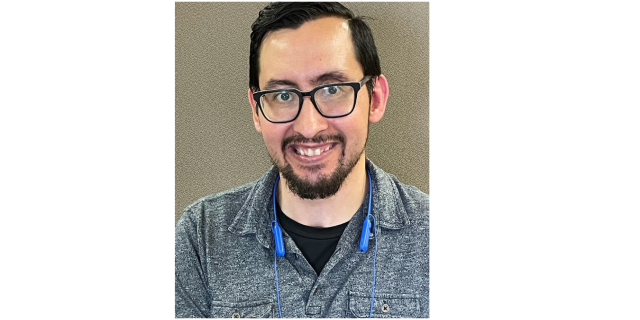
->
xmin=334 ymin=120 xmax=368 ymax=149
xmin=261 ymin=128 xmax=286 ymax=154
xmin=264 ymin=135 xmax=280 ymax=151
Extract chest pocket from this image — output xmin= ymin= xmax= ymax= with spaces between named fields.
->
xmin=210 ymin=300 xmax=275 ymax=318
xmin=348 ymin=291 xmax=420 ymax=318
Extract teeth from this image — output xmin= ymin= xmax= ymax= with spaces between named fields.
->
xmin=294 ymin=145 xmax=333 ymax=156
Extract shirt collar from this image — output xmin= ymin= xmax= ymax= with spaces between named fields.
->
xmin=227 ymin=159 xmax=411 ymax=249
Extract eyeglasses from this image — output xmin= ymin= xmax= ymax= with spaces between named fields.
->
xmin=253 ymin=75 xmax=372 ymax=123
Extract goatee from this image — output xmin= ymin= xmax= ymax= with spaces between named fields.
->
xmin=273 ymin=134 xmax=364 ymax=200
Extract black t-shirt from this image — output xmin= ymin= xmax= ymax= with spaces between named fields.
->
xmin=276 ymin=202 xmax=349 ymax=275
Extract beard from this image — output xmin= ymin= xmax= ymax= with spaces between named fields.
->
xmin=271 ymin=133 xmax=365 ymax=200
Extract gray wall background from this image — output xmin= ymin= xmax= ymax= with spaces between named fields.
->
xmin=176 ymin=2 xmax=429 ymax=225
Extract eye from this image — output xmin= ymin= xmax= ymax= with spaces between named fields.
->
xmin=276 ymin=91 xmax=292 ymax=102
xmin=323 ymin=86 xmax=339 ymax=95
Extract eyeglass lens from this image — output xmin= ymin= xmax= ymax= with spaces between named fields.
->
xmin=260 ymin=84 xmax=355 ymax=122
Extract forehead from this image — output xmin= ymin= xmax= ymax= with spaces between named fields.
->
xmin=258 ymin=17 xmax=361 ymax=86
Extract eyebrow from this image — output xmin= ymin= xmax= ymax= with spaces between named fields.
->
xmin=262 ymin=71 xmax=352 ymax=91
xmin=314 ymin=71 xmax=350 ymax=84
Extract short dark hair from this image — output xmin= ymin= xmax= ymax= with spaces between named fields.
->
xmin=249 ymin=2 xmax=381 ymax=99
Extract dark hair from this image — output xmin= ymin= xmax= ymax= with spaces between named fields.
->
xmin=249 ymin=2 xmax=381 ymax=99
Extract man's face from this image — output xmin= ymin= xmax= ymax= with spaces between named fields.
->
xmin=251 ymin=17 xmax=371 ymax=199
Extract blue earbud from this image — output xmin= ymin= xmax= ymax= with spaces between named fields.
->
xmin=271 ymin=221 xmax=285 ymax=257
xmin=359 ymin=169 xmax=374 ymax=252
xmin=271 ymin=176 xmax=285 ymax=257
xmin=359 ymin=216 xmax=372 ymax=252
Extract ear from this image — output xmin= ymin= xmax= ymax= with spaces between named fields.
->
xmin=248 ymin=88 xmax=262 ymax=133
xmin=368 ymin=74 xmax=389 ymax=124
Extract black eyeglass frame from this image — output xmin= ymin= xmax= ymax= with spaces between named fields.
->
xmin=252 ymin=75 xmax=373 ymax=124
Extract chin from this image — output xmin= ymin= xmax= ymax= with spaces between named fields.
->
xmin=286 ymin=169 xmax=324 ymax=186
xmin=280 ymin=155 xmax=360 ymax=200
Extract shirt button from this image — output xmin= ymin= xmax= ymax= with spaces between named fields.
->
xmin=381 ymin=303 xmax=390 ymax=313
xmin=232 ymin=312 xmax=240 ymax=318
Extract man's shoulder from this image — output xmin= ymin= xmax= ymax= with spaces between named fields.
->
xmin=370 ymin=161 xmax=429 ymax=225
xmin=187 ymin=181 xmax=255 ymax=211
xmin=389 ymin=174 xmax=429 ymax=217
xmin=370 ymin=160 xmax=428 ymax=201
xmin=391 ymin=175 xmax=429 ymax=208
xmin=384 ymin=168 xmax=428 ymax=195
xmin=178 ymin=180 xmax=258 ymax=227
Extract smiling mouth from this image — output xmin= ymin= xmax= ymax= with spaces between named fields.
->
xmin=292 ymin=144 xmax=336 ymax=156
xmin=285 ymin=142 xmax=339 ymax=162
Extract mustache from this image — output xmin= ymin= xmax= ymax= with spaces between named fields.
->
xmin=282 ymin=134 xmax=345 ymax=150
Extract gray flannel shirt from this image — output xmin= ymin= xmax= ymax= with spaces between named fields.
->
xmin=175 ymin=159 xmax=429 ymax=318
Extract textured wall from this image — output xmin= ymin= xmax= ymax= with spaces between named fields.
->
xmin=176 ymin=2 xmax=429 ymax=225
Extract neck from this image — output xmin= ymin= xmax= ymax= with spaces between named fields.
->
xmin=277 ymin=154 xmax=368 ymax=228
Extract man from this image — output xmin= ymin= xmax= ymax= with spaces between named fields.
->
xmin=175 ymin=2 xmax=429 ymax=318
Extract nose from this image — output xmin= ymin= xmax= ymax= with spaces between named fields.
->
xmin=291 ymin=96 xmax=328 ymax=138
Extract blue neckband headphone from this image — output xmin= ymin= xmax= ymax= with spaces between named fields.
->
xmin=270 ymin=168 xmax=378 ymax=318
